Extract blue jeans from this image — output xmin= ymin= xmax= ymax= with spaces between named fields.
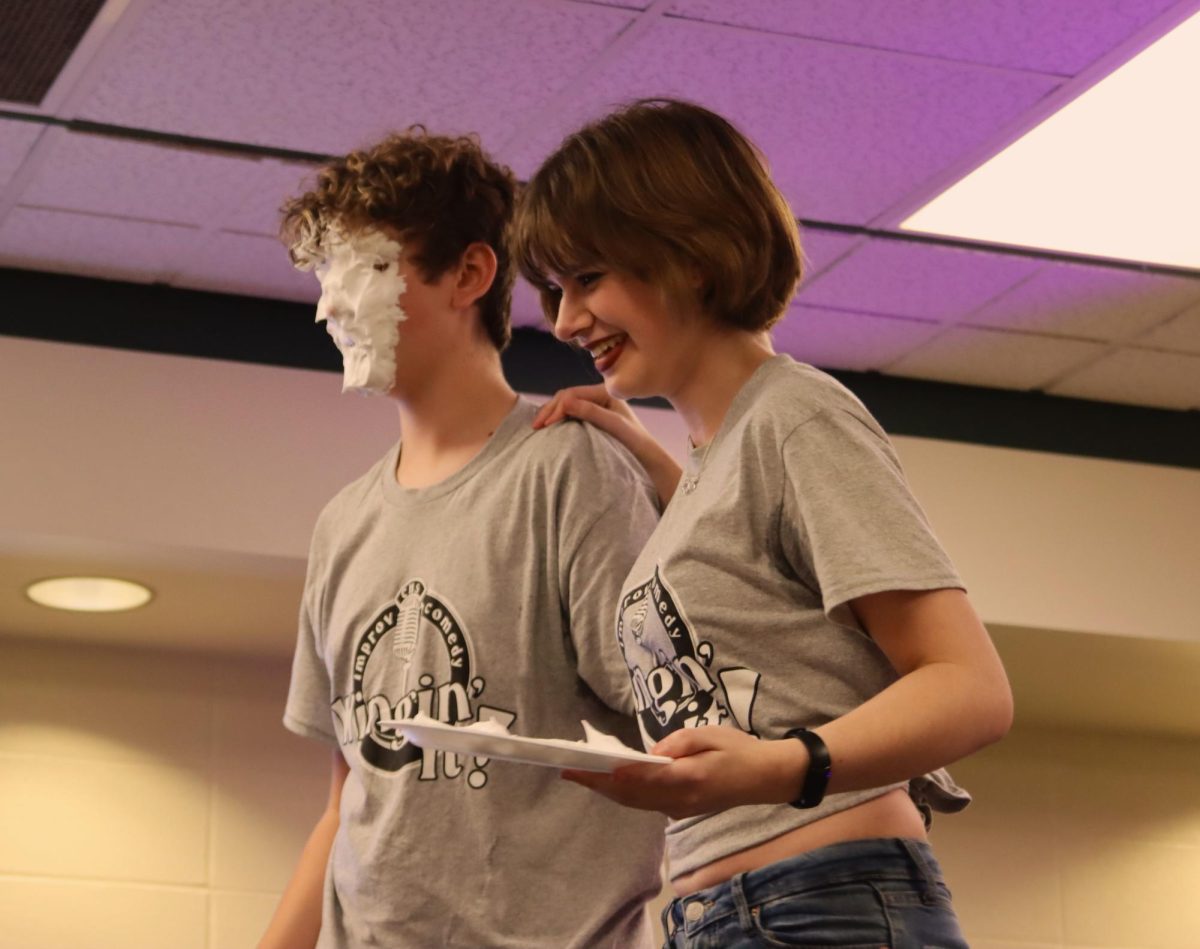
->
xmin=661 ymin=837 xmax=968 ymax=948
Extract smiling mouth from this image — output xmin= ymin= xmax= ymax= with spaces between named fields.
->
xmin=588 ymin=334 xmax=626 ymax=359
xmin=587 ymin=334 xmax=627 ymax=373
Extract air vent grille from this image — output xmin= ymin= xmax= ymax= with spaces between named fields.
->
xmin=0 ymin=0 xmax=107 ymax=105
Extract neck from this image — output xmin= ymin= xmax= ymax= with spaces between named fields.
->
xmin=391 ymin=345 xmax=517 ymax=487
xmin=668 ymin=329 xmax=776 ymax=447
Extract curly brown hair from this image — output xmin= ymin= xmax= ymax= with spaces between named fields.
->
xmin=515 ymin=99 xmax=802 ymax=333
xmin=280 ymin=127 xmax=517 ymax=350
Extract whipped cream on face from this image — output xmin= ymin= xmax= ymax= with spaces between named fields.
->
xmin=308 ymin=228 xmax=409 ymax=395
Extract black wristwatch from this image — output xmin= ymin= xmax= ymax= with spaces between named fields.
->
xmin=782 ymin=727 xmax=832 ymax=809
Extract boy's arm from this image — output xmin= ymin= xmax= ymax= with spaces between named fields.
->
xmin=258 ymin=749 xmax=349 ymax=949
xmin=533 ymin=384 xmax=682 ymax=506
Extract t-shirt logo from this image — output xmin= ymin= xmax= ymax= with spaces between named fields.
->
xmin=330 ymin=579 xmax=516 ymax=787
xmin=617 ymin=566 xmax=761 ymax=743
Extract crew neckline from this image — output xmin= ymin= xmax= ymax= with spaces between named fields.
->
xmin=680 ymin=354 xmax=792 ymax=483
xmin=379 ymin=396 xmax=536 ymax=507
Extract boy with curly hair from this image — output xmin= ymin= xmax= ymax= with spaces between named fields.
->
xmin=259 ymin=128 xmax=664 ymax=949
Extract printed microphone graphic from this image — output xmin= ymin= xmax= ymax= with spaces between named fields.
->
xmin=395 ymin=583 xmax=425 ymax=696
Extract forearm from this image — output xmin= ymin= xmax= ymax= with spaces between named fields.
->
xmin=767 ymin=659 xmax=1012 ymax=803
xmin=258 ymin=805 xmax=339 ymax=949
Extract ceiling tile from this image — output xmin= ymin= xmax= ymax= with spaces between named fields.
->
xmin=222 ymin=161 xmax=319 ymax=236
xmin=0 ymin=119 xmax=42 ymax=190
xmin=797 ymin=238 xmax=1038 ymax=321
xmin=171 ymin=232 xmax=318 ymax=304
xmin=17 ymin=131 xmax=313 ymax=230
xmin=887 ymin=326 xmax=1108 ymax=390
xmin=512 ymin=277 xmax=548 ymax=330
xmin=666 ymin=0 xmax=1181 ymax=75
xmin=775 ymin=305 xmax=942 ymax=372
xmin=0 ymin=206 xmax=197 ymax=283
xmin=798 ymin=228 xmax=863 ymax=285
xmin=74 ymin=0 xmax=634 ymax=156
xmin=506 ymin=18 xmax=1059 ymax=224
xmin=1136 ymin=298 xmax=1200 ymax=355
xmin=967 ymin=262 xmax=1200 ymax=342
xmin=1049 ymin=347 xmax=1200 ymax=410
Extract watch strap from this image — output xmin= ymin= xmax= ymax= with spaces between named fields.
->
xmin=783 ymin=726 xmax=832 ymax=809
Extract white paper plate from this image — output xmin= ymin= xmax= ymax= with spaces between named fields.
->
xmin=379 ymin=718 xmax=670 ymax=773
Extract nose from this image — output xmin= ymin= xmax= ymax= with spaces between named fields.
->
xmin=318 ymin=286 xmax=350 ymax=323
xmin=552 ymin=288 xmax=591 ymax=343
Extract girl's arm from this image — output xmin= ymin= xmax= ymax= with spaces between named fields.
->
xmin=533 ymin=384 xmax=682 ymax=507
xmin=563 ymin=587 xmax=1012 ymax=818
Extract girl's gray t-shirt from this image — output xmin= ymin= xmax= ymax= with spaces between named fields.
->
xmin=613 ymin=356 xmax=970 ymax=878
xmin=285 ymin=397 xmax=666 ymax=948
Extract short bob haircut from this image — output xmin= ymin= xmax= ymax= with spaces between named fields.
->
xmin=280 ymin=127 xmax=517 ymax=351
xmin=515 ymin=98 xmax=803 ymax=333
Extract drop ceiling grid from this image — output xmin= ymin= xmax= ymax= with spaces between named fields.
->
xmin=69 ymin=0 xmax=636 ymax=156
xmin=775 ymin=305 xmax=942 ymax=373
xmin=219 ymin=160 xmax=320 ymax=237
xmin=502 ymin=16 xmax=1061 ymax=223
xmin=0 ymin=120 xmax=43 ymax=192
xmin=663 ymin=0 xmax=1186 ymax=75
xmin=796 ymin=229 xmax=865 ymax=282
xmin=964 ymin=263 xmax=1200 ymax=343
xmin=511 ymin=278 xmax=548 ymax=331
xmin=570 ymin=0 xmax=651 ymax=8
xmin=1049 ymin=347 xmax=1200 ymax=410
xmin=170 ymin=232 xmax=318 ymax=304
xmin=0 ymin=205 xmax=198 ymax=284
xmin=13 ymin=131 xmax=308 ymax=231
xmin=885 ymin=325 xmax=1110 ymax=392
xmin=1137 ymin=299 xmax=1200 ymax=354
xmin=796 ymin=238 xmax=1041 ymax=322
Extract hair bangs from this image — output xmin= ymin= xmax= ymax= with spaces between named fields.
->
xmin=515 ymin=177 xmax=605 ymax=324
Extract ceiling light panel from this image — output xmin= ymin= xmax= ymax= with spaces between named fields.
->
xmin=902 ymin=12 xmax=1200 ymax=271
xmin=26 ymin=576 xmax=153 ymax=612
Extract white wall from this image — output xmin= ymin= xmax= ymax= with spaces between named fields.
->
xmin=0 ymin=639 xmax=327 ymax=949
xmin=3 ymin=637 xmax=1199 ymax=949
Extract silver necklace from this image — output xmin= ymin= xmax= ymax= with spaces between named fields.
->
xmin=680 ymin=438 xmax=712 ymax=495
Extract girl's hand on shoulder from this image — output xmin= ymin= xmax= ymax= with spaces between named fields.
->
xmin=561 ymin=726 xmax=804 ymax=819
xmin=533 ymin=383 xmax=636 ymax=433
xmin=532 ymin=384 xmax=682 ymax=506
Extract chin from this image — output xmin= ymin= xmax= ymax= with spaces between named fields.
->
xmin=602 ymin=375 xmax=650 ymax=403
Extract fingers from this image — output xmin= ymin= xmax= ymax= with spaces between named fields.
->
xmin=532 ymin=384 xmax=613 ymax=429
xmin=652 ymin=728 xmax=715 ymax=758
xmin=652 ymin=725 xmax=746 ymax=758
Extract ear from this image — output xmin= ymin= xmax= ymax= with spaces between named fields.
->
xmin=450 ymin=242 xmax=498 ymax=310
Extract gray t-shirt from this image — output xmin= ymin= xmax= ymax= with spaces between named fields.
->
xmin=285 ymin=397 xmax=666 ymax=948
xmin=613 ymin=356 xmax=969 ymax=877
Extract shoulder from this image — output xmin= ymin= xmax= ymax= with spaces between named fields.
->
xmin=527 ymin=416 xmax=654 ymax=493
xmin=311 ymin=444 xmax=394 ymax=541
xmin=746 ymin=358 xmax=882 ymax=443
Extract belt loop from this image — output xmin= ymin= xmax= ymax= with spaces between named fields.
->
xmin=731 ymin=872 xmax=755 ymax=933
xmin=898 ymin=838 xmax=939 ymax=901
xmin=663 ymin=897 xmax=679 ymax=940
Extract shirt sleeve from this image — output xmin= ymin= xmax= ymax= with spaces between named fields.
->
xmin=283 ymin=560 xmax=339 ymax=745
xmin=556 ymin=426 xmax=661 ymax=715
xmin=779 ymin=406 xmax=963 ymax=627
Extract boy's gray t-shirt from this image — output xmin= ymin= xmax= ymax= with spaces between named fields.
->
xmin=614 ymin=356 xmax=970 ymax=877
xmin=285 ymin=397 xmax=666 ymax=949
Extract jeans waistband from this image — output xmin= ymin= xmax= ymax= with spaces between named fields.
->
xmin=664 ymin=837 xmax=945 ymax=939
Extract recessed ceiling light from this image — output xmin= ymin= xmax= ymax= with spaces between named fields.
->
xmin=25 ymin=576 xmax=154 ymax=612
xmin=900 ymin=11 xmax=1200 ymax=271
